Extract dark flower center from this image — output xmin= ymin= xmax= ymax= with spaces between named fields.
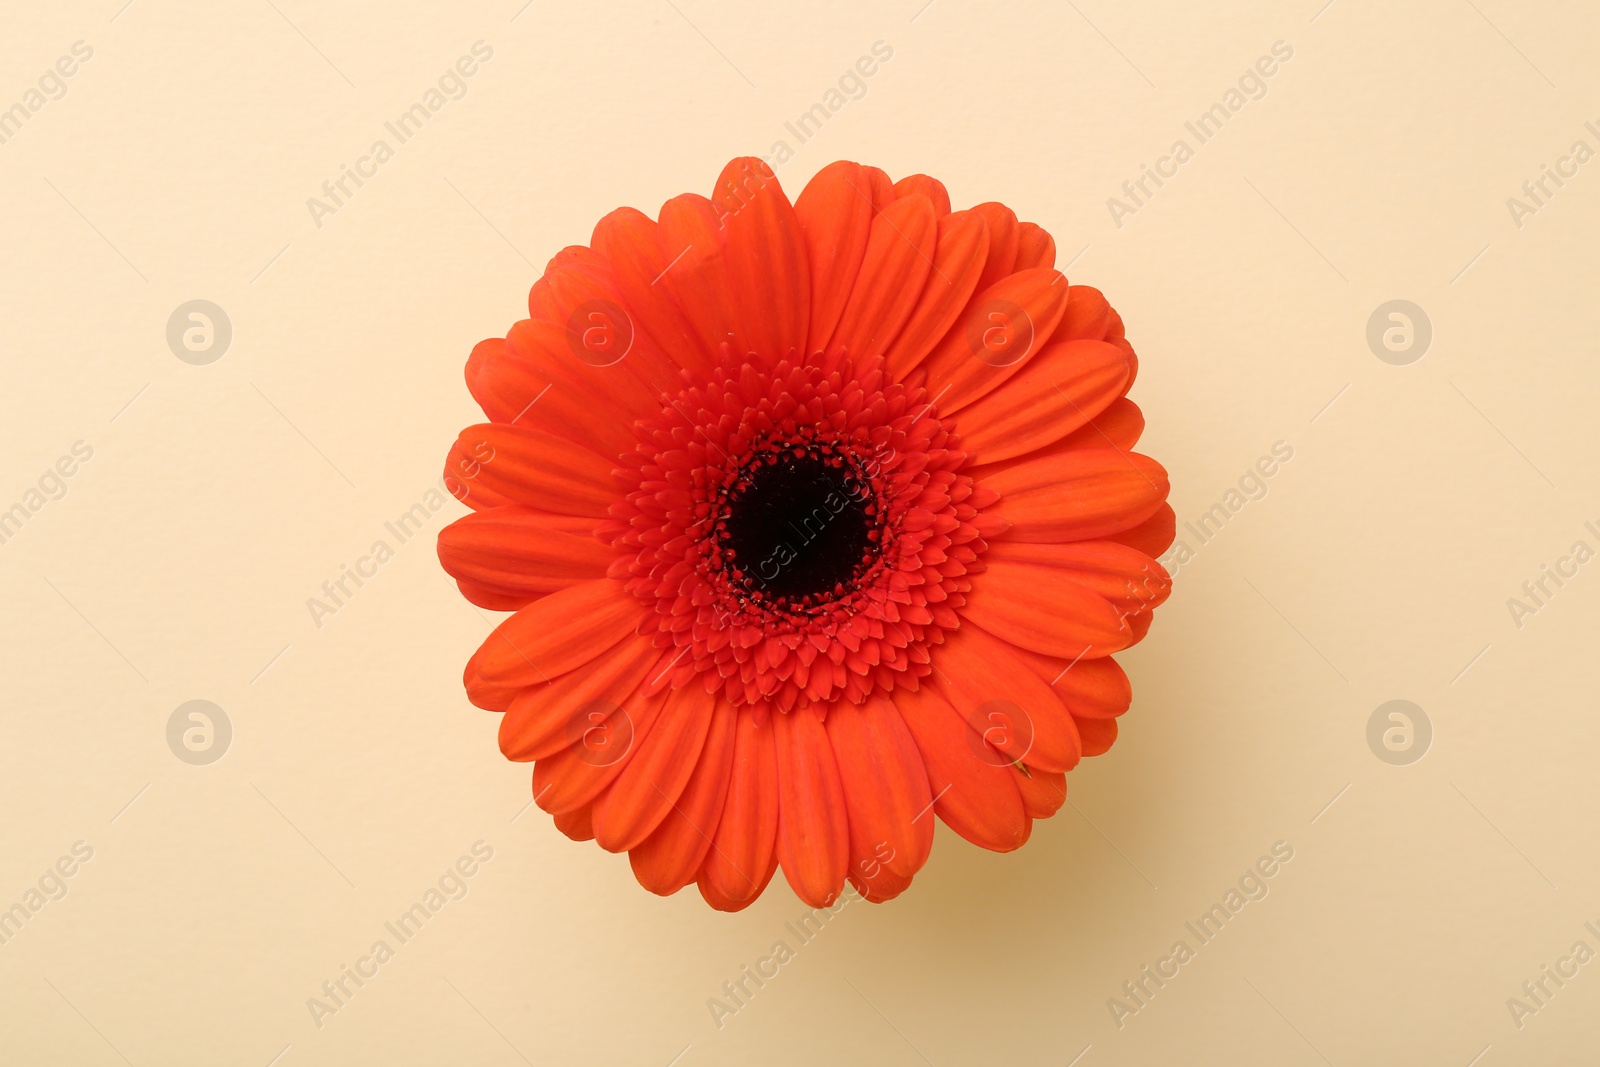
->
xmin=717 ymin=448 xmax=881 ymax=605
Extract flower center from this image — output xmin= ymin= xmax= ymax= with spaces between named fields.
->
xmin=716 ymin=447 xmax=881 ymax=606
xmin=605 ymin=352 xmax=991 ymax=709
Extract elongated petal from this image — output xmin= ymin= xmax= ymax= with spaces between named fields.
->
xmin=773 ymin=706 xmax=850 ymax=907
xmin=962 ymin=559 xmax=1130 ymax=660
xmin=532 ymin=684 xmax=671 ymax=813
xmin=861 ymin=165 xmax=895 ymax=212
xmin=894 ymin=685 xmax=1029 ymax=852
xmin=453 ymin=578 xmax=532 ymax=612
xmin=447 ymin=423 xmax=617 ymax=517
xmin=465 ymin=337 xmax=548 ymax=425
xmin=988 ymin=541 xmax=1171 ymax=621
xmin=553 ymin=803 xmax=594 ymax=841
xmin=464 ymin=579 xmax=644 ymax=709
xmin=437 ymin=506 xmax=614 ymax=606
xmin=892 ymin=173 xmax=951 ymax=215
xmin=1049 ymin=284 xmax=1112 ymax=345
xmin=957 ymin=340 xmax=1133 ymax=464
xmin=532 ymin=244 xmax=611 ymax=304
xmin=591 ymin=206 xmax=705 ymax=373
xmin=795 ymin=161 xmax=874 ymax=355
xmin=592 ymin=685 xmax=716 ymax=852
xmin=654 ymin=193 xmax=735 ymax=374
xmin=830 ymin=194 xmax=938 ymax=359
xmin=982 ymin=449 xmax=1168 ymax=543
xmin=472 ymin=326 xmax=644 ymax=456
xmin=1013 ymin=222 xmax=1056 ymax=270
xmin=699 ymin=708 xmax=780 ymax=908
xmin=1106 ymin=502 xmax=1175 ymax=557
xmin=1016 ymin=767 xmax=1067 ymax=818
xmin=826 ymin=696 xmax=934 ymax=901
xmin=1003 ymin=647 xmax=1130 ymax=758
xmin=918 ymin=268 xmax=1070 ymax=412
xmin=971 ymin=202 xmax=1020 ymax=292
xmin=968 ymin=397 xmax=1147 ymax=483
xmin=498 ymin=632 xmax=660 ymax=760
xmin=504 ymin=317 xmax=661 ymax=436
xmin=524 ymin=263 xmax=680 ymax=396
xmin=932 ymin=623 xmax=1084 ymax=771
xmin=630 ymin=700 xmax=739 ymax=895
xmin=699 ymin=851 xmax=779 ymax=913
xmin=1006 ymin=646 xmax=1134 ymax=720
xmin=1076 ymin=716 xmax=1119 ymax=756
xmin=532 ymin=244 xmax=607 ymax=300
xmin=882 ymin=210 xmax=989 ymax=382
xmin=712 ymin=157 xmax=808 ymax=361
xmin=1105 ymin=309 xmax=1139 ymax=385
xmin=1057 ymin=397 xmax=1144 ymax=452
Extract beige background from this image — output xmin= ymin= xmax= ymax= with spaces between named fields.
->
xmin=2 ymin=0 xmax=1597 ymax=1063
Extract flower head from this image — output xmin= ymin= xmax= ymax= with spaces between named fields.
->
xmin=438 ymin=157 xmax=1173 ymax=910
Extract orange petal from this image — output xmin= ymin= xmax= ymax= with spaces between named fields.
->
xmin=892 ymin=173 xmax=951 ymax=216
xmin=532 ymin=244 xmax=607 ymax=299
xmin=1106 ymin=502 xmax=1175 ymax=557
xmin=592 ymin=685 xmax=716 ymax=853
xmin=464 ymin=579 xmax=644 ymax=709
xmin=532 ymin=684 xmax=671 ymax=813
xmin=553 ymin=803 xmax=595 ymax=841
xmin=795 ymin=161 xmax=874 ymax=355
xmin=591 ymin=206 xmax=705 ymax=373
xmin=829 ymin=194 xmax=938 ymax=359
xmin=498 ymin=632 xmax=660 ymax=760
xmin=437 ymin=506 xmax=614 ymax=606
xmin=534 ymin=242 xmax=612 ymax=289
xmin=956 ymin=340 xmax=1133 ymax=464
xmin=1126 ymin=610 xmax=1156 ymax=646
xmin=464 ymin=337 xmax=548 ymax=426
xmin=629 ymin=699 xmax=739 ymax=895
xmin=971 ymin=202 xmax=1021 ymax=292
xmin=524 ymin=262 xmax=679 ymax=397
xmin=453 ymin=578 xmax=532 ymax=612
xmin=1049 ymin=284 xmax=1112 ymax=345
xmin=773 ymin=706 xmax=850 ymax=907
xmin=847 ymin=864 xmax=914 ymax=904
xmin=476 ymin=324 xmax=648 ymax=457
xmin=1059 ymin=656 xmax=1133 ymax=720
xmin=1104 ymin=309 xmax=1139 ymax=386
xmin=918 ymin=267 xmax=1070 ymax=412
xmin=894 ymin=685 xmax=1030 ymax=852
xmin=861 ymin=165 xmax=896 ymax=212
xmin=1006 ymin=646 xmax=1133 ymax=720
xmin=1015 ymin=766 xmax=1067 ymax=818
xmin=1058 ymin=397 xmax=1145 ymax=452
xmin=1077 ymin=716 xmax=1119 ymax=756
xmin=932 ymin=623 xmax=1085 ymax=771
xmin=1013 ymin=222 xmax=1056 ymax=270
xmin=989 ymin=541 xmax=1170 ymax=620
xmin=501 ymin=317 xmax=660 ymax=449
xmin=698 ymin=850 xmax=779 ymax=913
xmin=712 ymin=157 xmax=808 ymax=361
xmin=699 ymin=708 xmax=780 ymax=907
xmin=826 ymin=696 xmax=934 ymax=901
xmin=882 ymin=209 xmax=989 ymax=382
xmin=961 ymin=560 xmax=1130 ymax=660
xmin=653 ymin=193 xmax=735 ymax=376
xmin=446 ymin=422 xmax=617 ymax=517
xmin=473 ymin=508 xmax=603 ymax=535
xmin=982 ymin=448 xmax=1168 ymax=543
xmin=969 ymin=397 xmax=1147 ymax=483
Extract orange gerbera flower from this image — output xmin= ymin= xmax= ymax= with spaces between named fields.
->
xmin=437 ymin=158 xmax=1174 ymax=911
